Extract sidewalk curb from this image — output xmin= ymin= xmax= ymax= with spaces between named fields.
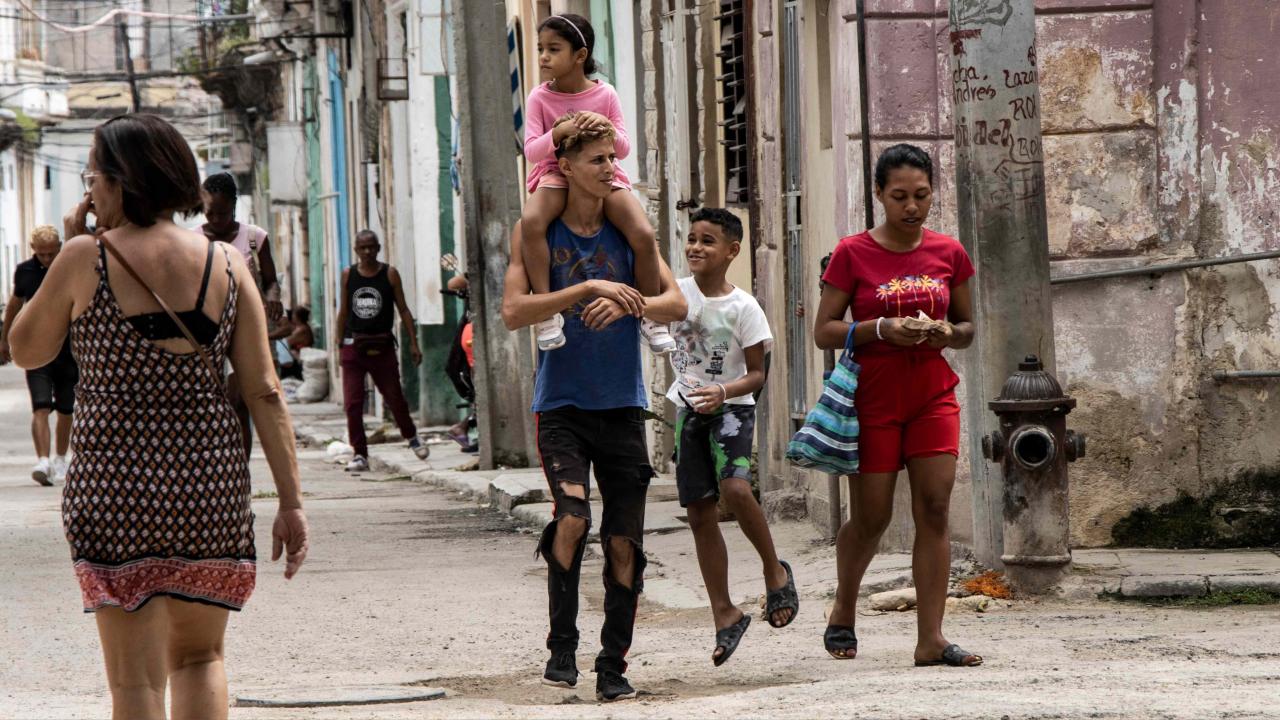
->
xmin=294 ymin=416 xmax=1280 ymax=602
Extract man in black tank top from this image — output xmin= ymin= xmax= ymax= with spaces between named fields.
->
xmin=335 ymin=230 xmax=429 ymax=470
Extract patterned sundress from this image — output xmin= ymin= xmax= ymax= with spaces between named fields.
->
xmin=63 ymin=240 xmax=256 ymax=612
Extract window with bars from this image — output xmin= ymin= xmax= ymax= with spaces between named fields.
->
xmin=716 ymin=0 xmax=748 ymax=206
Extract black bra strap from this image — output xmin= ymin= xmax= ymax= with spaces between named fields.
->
xmin=97 ymin=239 xmax=109 ymax=282
xmin=194 ymin=240 xmax=215 ymax=312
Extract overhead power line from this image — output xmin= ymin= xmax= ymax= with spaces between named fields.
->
xmin=0 ymin=11 xmax=267 ymax=31
xmin=10 ymin=0 xmax=253 ymax=33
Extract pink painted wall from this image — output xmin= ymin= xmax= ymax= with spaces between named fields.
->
xmin=761 ymin=0 xmax=1280 ymax=546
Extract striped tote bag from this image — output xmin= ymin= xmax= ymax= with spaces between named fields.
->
xmin=786 ymin=322 xmax=860 ymax=475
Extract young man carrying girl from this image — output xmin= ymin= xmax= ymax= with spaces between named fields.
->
xmin=667 ymin=209 xmax=799 ymax=666
xmin=519 ymin=13 xmax=674 ymax=354
xmin=503 ymin=121 xmax=687 ymax=702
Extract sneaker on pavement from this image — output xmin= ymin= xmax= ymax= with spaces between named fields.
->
xmin=409 ymin=436 xmax=430 ymax=460
xmin=344 ymin=455 xmax=370 ymax=473
xmin=542 ymin=652 xmax=578 ymax=688
xmin=595 ymin=669 xmax=637 ymax=703
xmin=536 ymin=314 xmax=566 ymax=351
xmin=52 ymin=456 xmax=69 ymax=483
xmin=640 ymin=319 xmax=676 ymax=354
xmin=31 ymin=457 xmax=52 ymax=487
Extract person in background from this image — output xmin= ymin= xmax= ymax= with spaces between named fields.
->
xmin=201 ymin=172 xmax=283 ymax=457
xmin=0 ymin=225 xmax=78 ymax=486
xmin=444 ymin=273 xmax=477 ymax=452
xmin=335 ymin=230 xmax=430 ymax=471
xmin=271 ymin=307 xmax=314 ymax=380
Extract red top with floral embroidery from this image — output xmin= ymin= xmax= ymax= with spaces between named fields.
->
xmin=821 ymin=229 xmax=974 ymax=357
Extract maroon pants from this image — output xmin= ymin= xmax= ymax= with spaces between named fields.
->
xmin=341 ymin=344 xmax=418 ymax=459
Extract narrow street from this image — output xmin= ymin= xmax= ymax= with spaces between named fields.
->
xmin=1 ymin=362 xmax=1278 ymax=719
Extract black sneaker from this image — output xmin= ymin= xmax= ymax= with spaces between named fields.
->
xmin=595 ymin=669 xmax=636 ymax=703
xmin=542 ymin=652 xmax=578 ymax=688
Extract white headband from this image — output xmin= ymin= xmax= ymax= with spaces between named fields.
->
xmin=549 ymin=14 xmax=587 ymax=49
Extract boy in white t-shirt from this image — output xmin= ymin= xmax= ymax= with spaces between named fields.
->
xmin=667 ymin=208 xmax=798 ymax=667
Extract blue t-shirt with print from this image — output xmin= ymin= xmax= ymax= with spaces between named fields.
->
xmin=531 ymin=219 xmax=646 ymax=412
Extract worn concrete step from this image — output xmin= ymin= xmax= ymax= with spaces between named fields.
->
xmin=487 ymin=470 xmax=682 ymax=512
xmin=1208 ymin=575 xmax=1280 ymax=594
xmin=1120 ymin=575 xmax=1209 ymax=598
xmin=488 ymin=471 xmax=548 ymax=513
xmin=648 ymin=478 xmax=681 ymax=503
xmin=511 ymin=500 xmax=690 ymax=538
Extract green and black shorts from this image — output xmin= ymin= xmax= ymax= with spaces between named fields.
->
xmin=674 ymin=404 xmax=756 ymax=508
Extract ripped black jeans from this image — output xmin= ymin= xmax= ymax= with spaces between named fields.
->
xmin=536 ymin=406 xmax=653 ymax=674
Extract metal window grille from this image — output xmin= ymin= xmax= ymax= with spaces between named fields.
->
xmin=377 ymin=58 xmax=409 ymax=101
xmin=716 ymin=0 xmax=748 ymax=205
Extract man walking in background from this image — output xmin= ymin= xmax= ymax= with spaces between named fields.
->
xmin=336 ymin=230 xmax=431 ymax=472
xmin=0 ymin=225 xmax=79 ymax=485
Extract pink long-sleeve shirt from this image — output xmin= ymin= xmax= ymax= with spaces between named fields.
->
xmin=523 ymin=80 xmax=632 ymax=193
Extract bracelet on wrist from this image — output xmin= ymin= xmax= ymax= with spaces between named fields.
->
xmin=875 ymin=316 xmax=885 ymax=341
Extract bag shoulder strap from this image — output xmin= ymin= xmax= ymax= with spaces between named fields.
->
xmin=841 ymin=320 xmax=859 ymax=359
xmin=99 ymin=237 xmax=222 ymax=388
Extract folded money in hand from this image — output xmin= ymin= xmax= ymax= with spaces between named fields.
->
xmin=899 ymin=310 xmax=949 ymax=344
xmin=900 ymin=310 xmax=945 ymax=333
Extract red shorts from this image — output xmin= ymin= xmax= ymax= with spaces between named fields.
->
xmin=854 ymin=352 xmax=961 ymax=473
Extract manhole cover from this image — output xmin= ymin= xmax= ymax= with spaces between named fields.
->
xmin=236 ymin=685 xmax=447 ymax=708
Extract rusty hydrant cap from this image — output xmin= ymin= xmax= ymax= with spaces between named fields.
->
xmin=989 ymin=355 xmax=1076 ymax=413
xmin=998 ymin=355 xmax=1065 ymax=401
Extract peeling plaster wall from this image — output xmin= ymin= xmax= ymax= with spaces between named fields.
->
xmin=1189 ymin=1 xmax=1280 ymax=525
xmin=752 ymin=0 xmax=1280 ymax=548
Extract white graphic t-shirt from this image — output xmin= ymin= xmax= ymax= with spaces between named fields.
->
xmin=666 ymin=276 xmax=773 ymax=407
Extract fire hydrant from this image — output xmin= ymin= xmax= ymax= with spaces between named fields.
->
xmin=982 ymin=355 xmax=1085 ymax=593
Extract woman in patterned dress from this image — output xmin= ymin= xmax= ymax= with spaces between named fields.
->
xmin=9 ymin=114 xmax=309 ymax=720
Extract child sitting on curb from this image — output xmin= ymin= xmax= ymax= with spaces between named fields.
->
xmin=666 ymin=208 xmax=799 ymax=666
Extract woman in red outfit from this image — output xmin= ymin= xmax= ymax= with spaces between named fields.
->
xmin=813 ymin=144 xmax=982 ymax=667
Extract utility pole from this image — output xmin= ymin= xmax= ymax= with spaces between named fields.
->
xmin=116 ymin=15 xmax=141 ymax=113
xmin=452 ymin=0 xmax=537 ymax=468
xmin=947 ymin=0 xmax=1055 ymax=569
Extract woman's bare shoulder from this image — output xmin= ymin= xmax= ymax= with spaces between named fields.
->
xmin=63 ymin=233 xmax=100 ymax=254
xmin=56 ymin=234 xmax=102 ymax=275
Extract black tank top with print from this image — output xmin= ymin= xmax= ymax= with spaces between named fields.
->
xmin=345 ymin=263 xmax=395 ymax=337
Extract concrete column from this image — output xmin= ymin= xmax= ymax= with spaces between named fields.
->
xmin=947 ymin=0 xmax=1055 ymax=570
xmin=453 ymin=0 xmax=538 ymax=468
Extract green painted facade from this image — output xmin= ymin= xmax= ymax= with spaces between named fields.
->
xmin=414 ymin=76 xmax=465 ymax=427
xmin=589 ymin=0 xmax=616 ymax=81
xmin=394 ymin=76 xmax=464 ymax=426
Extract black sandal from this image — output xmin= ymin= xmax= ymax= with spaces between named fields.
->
xmin=713 ymin=613 xmax=751 ymax=667
xmin=765 ymin=560 xmax=799 ymax=628
xmin=824 ymin=624 xmax=858 ymax=659
xmin=915 ymin=643 xmax=983 ymax=667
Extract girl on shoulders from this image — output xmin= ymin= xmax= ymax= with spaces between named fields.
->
xmin=520 ymin=13 xmax=670 ymax=354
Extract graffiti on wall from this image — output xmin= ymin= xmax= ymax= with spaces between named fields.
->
xmin=952 ymin=0 xmax=1013 ymax=30
xmin=951 ymin=37 xmax=1046 ymax=215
